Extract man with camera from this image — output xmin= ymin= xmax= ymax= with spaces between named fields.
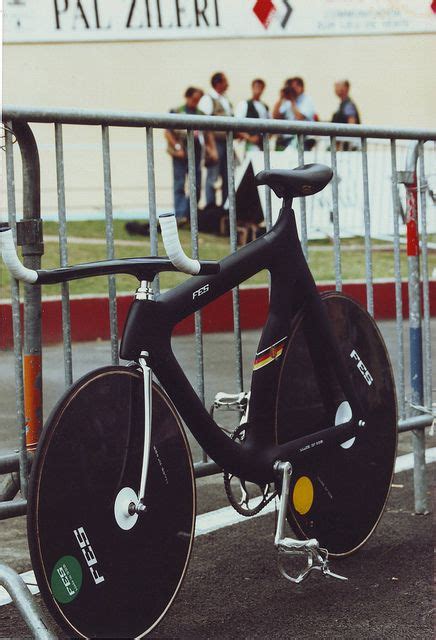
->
xmin=272 ymin=77 xmax=317 ymax=150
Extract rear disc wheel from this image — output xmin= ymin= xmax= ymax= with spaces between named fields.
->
xmin=276 ymin=293 xmax=397 ymax=556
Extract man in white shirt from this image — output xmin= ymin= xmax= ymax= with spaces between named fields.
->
xmin=273 ymin=77 xmax=317 ymax=150
xmin=235 ymin=78 xmax=270 ymax=151
xmin=198 ymin=72 xmax=233 ymax=207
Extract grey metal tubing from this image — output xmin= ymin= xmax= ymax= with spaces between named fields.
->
xmin=5 ymin=124 xmax=26 ymax=496
xmin=146 ymin=126 xmax=160 ymax=295
xmin=398 ymin=415 xmax=434 ymax=432
xmin=361 ymin=138 xmax=374 ymax=316
xmin=0 ymin=564 xmax=56 ymax=639
xmin=0 ymin=499 xmax=27 ymax=519
xmin=329 ymin=137 xmax=342 ymax=291
xmin=54 ymin=123 xmax=73 ymax=387
xmin=101 ymin=126 xmax=119 ymax=365
xmin=226 ymin=131 xmax=243 ymax=394
xmin=194 ymin=461 xmax=221 ymax=478
xmin=390 ymin=140 xmax=406 ymax=420
xmin=4 ymin=106 xmax=436 ymax=140
xmin=187 ymin=131 xmax=206 ymax=462
xmin=0 ymin=473 xmax=20 ymax=502
xmin=262 ymin=133 xmax=272 ymax=231
xmin=187 ymin=131 xmax=205 ymax=407
xmin=404 ymin=145 xmax=428 ymax=514
xmin=0 ymin=452 xmax=21 ymax=474
xmin=297 ymin=135 xmax=308 ymax=261
xmin=418 ymin=142 xmax=432 ymax=411
xmin=8 ymin=121 xmax=43 ymax=500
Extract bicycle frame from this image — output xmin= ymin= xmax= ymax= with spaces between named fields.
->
xmin=120 ymin=201 xmax=363 ymax=485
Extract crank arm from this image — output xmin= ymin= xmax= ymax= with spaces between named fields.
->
xmin=274 ymin=460 xmax=348 ymax=584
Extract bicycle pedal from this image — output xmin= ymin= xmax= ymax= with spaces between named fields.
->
xmin=274 ymin=461 xmax=348 ymax=584
xmin=212 ymin=391 xmax=249 ymax=412
xmin=321 ymin=566 xmax=348 ymax=581
xmin=277 ymin=546 xmax=348 ymax=584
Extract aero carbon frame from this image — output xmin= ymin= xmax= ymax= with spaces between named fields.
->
xmin=120 ymin=202 xmax=362 ymax=485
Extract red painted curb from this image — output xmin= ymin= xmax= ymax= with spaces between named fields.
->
xmin=1 ymin=281 xmax=435 ymax=349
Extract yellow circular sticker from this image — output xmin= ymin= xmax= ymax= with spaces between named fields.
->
xmin=292 ymin=476 xmax=314 ymax=515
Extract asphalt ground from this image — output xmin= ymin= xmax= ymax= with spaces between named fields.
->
xmin=0 ymin=323 xmax=435 ymax=638
xmin=0 ymin=467 xmax=434 ymax=639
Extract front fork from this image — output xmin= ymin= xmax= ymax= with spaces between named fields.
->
xmin=113 ymin=350 xmax=152 ymax=530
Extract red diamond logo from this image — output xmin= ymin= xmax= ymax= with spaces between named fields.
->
xmin=432 ymin=0 xmax=436 ymax=13
xmin=253 ymin=0 xmax=277 ymax=29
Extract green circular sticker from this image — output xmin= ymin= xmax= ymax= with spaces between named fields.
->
xmin=51 ymin=556 xmax=83 ymax=604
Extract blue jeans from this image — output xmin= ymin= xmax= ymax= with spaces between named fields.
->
xmin=173 ymin=154 xmax=202 ymax=219
xmin=205 ymin=139 xmax=228 ymax=207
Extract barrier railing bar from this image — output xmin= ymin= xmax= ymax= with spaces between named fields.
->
xmin=101 ymin=125 xmax=119 ymax=365
xmin=262 ymin=133 xmax=272 ymax=231
xmin=146 ymin=126 xmax=160 ymax=295
xmin=5 ymin=122 xmax=27 ymax=498
xmin=297 ymin=134 xmax=308 ymax=261
xmin=187 ymin=131 xmax=207 ymax=463
xmin=390 ymin=140 xmax=406 ymax=420
xmin=361 ymin=138 xmax=374 ymax=316
xmin=54 ymin=123 xmax=73 ymax=387
xmin=329 ymin=136 xmax=342 ymax=291
xmin=0 ymin=500 xmax=27 ymax=520
xmin=5 ymin=123 xmax=26 ymax=492
xmin=187 ymin=130 xmax=205 ymax=408
xmin=0 ymin=564 xmax=55 ymax=639
xmin=0 ymin=473 xmax=20 ymax=503
xmin=1 ymin=113 xmax=435 ymax=493
xmin=418 ymin=142 xmax=432 ymax=411
xmin=398 ymin=415 xmax=434 ymax=432
xmin=404 ymin=143 xmax=428 ymax=514
xmin=226 ymin=130 xmax=243 ymax=394
xmin=13 ymin=121 xmax=43 ymax=489
xmin=4 ymin=106 xmax=435 ymax=141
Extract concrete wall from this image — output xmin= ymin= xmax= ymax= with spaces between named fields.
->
xmin=4 ymin=34 xmax=435 ymax=125
xmin=3 ymin=34 xmax=435 ymax=217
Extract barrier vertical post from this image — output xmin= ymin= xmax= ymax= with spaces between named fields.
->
xmin=403 ymin=144 xmax=428 ymax=514
xmin=12 ymin=123 xmax=43 ymax=496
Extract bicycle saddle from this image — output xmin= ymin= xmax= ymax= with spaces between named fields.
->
xmin=255 ymin=164 xmax=333 ymax=199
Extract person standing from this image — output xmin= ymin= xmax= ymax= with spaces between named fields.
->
xmin=235 ymin=78 xmax=270 ymax=151
xmin=332 ymin=80 xmax=361 ymax=150
xmin=165 ymin=87 xmax=212 ymax=223
xmin=198 ymin=72 xmax=233 ymax=207
xmin=273 ymin=77 xmax=317 ymax=150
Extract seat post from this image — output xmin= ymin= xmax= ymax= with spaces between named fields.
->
xmin=283 ymin=196 xmax=293 ymax=213
xmin=135 ymin=281 xmax=155 ymax=301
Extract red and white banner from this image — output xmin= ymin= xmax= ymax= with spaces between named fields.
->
xmin=4 ymin=0 xmax=436 ymax=43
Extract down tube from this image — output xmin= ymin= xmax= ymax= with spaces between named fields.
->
xmin=119 ymin=211 xmax=299 ymax=483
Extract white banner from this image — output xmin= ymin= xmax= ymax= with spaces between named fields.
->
xmin=243 ymin=145 xmax=436 ymax=240
xmin=4 ymin=0 xmax=436 ymax=43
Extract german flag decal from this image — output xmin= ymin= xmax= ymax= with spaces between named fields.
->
xmin=253 ymin=336 xmax=288 ymax=371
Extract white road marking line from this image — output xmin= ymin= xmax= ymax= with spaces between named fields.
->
xmin=394 ymin=448 xmax=436 ymax=473
xmin=1 ymin=448 xmax=435 ymax=607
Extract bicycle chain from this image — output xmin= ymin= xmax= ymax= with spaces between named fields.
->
xmin=223 ymin=424 xmax=277 ymax=517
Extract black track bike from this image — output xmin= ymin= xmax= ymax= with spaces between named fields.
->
xmin=0 ymin=164 xmax=397 ymax=638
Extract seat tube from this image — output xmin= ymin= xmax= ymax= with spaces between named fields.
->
xmin=247 ymin=259 xmax=296 ymax=444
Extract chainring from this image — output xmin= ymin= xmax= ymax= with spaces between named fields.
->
xmin=223 ymin=424 xmax=277 ymax=517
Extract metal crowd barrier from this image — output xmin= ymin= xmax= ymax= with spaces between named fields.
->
xmin=1 ymin=107 xmax=435 ymax=523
